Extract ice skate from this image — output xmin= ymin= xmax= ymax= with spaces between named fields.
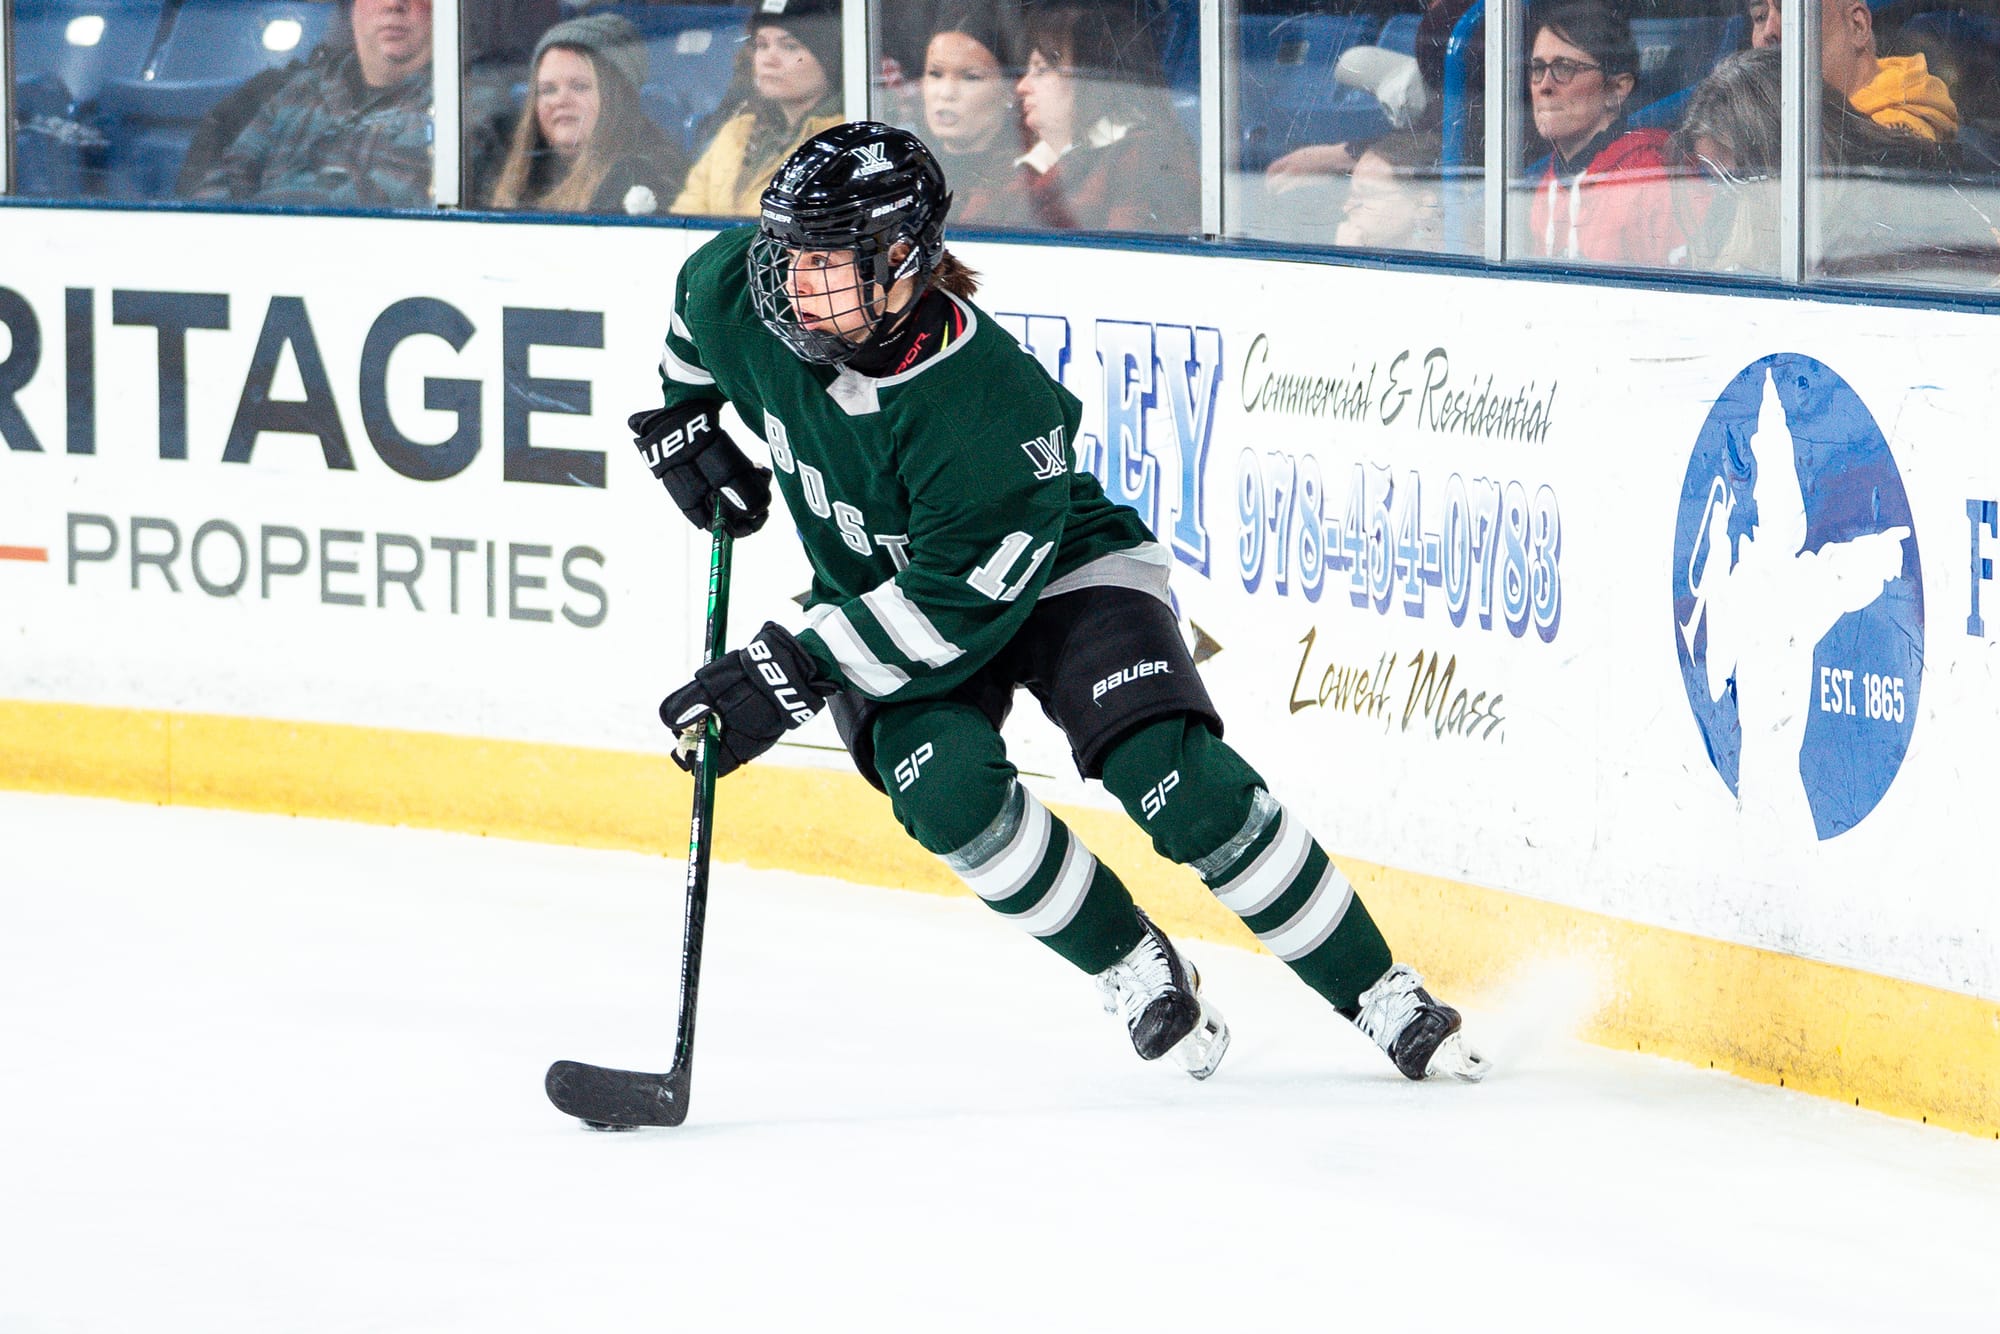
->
xmin=1353 ymin=963 xmax=1489 ymax=1082
xmin=1094 ymin=909 xmax=1230 ymax=1079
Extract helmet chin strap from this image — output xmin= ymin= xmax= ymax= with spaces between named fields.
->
xmin=843 ymin=238 xmax=927 ymax=357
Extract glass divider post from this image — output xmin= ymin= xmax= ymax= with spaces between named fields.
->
xmin=842 ymin=0 xmax=868 ymax=124
xmin=433 ymin=0 xmax=463 ymax=207
xmin=1780 ymin=0 xmax=1807 ymax=281
xmin=1 ymin=1 xmax=14 ymax=194
xmin=1199 ymin=0 xmax=1222 ymax=238
xmin=1485 ymin=0 xmax=1516 ymax=262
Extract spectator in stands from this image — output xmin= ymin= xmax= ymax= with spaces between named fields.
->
xmin=1822 ymin=0 xmax=1959 ymax=142
xmin=1738 ymin=0 xmax=1959 ymax=143
xmin=1671 ymin=48 xmax=1782 ymax=271
xmin=1818 ymin=81 xmax=1998 ymax=279
xmin=879 ymin=1 xmax=1026 ymax=134
xmin=920 ymin=10 xmax=1027 ymax=225
xmin=1006 ymin=3 xmax=1198 ymax=234
xmin=189 ymin=0 xmax=459 ymax=206
xmin=1266 ymin=0 xmax=1480 ymax=195
xmin=488 ymin=13 xmax=688 ymax=215
xmin=1526 ymin=0 xmax=1682 ymax=264
xmin=1337 ymin=131 xmax=1446 ymax=251
xmin=673 ymin=0 xmax=844 ymax=218
xmin=1673 ymin=46 xmax=1997 ymax=279
xmin=1746 ymin=0 xmax=1780 ymax=50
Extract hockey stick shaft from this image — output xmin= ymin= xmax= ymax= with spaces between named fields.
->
xmin=667 ymin=509 xmax=733 ymax=1084
xmin=544 ymin=507 xmax=731 ymax=1128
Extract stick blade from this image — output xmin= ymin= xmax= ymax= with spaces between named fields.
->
xmin=546 ymin=1059 xmax=691 ymax=1128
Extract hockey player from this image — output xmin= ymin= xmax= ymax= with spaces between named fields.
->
xmin=637 ymin=121 xmax=1486 ymax=1084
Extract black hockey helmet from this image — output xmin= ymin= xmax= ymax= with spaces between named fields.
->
xmin=748 ymin=121 xmax=954 ymax=365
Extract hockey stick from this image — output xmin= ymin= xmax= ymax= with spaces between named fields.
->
xmin=545 ymin=506 xmax=733 ymax=1129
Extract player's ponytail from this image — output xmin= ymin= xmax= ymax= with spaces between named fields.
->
xmin=931 ymin=249 xmax=980 ymax=299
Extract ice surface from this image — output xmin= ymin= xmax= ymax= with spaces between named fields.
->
xmin=2 ymin=792 xmax=1995 ymax=1333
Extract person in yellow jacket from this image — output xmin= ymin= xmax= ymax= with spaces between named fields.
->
xmin=673 ymin=0 xmax=847 ymax=217
xmin=1751 ymin=0 xmax=1959 ymax=142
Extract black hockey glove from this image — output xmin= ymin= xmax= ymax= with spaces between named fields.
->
xmin=629 ymin=402 xmax=772 ymax=539
xmin=659 ymin=622 xmax=837 ymax=777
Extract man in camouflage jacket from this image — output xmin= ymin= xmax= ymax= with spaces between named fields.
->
xmin=190 ymin=0 xmax=447 ymax=207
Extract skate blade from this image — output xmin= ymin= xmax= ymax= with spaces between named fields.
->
xmin=1424 ymin=1032 xmax=1490 ymax=1083
xmin=1169 ymin=996 xmax=1230 ymax=1081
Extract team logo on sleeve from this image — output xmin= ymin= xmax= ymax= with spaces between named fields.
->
xmin=1020 ymin=425 xmax=1069 ymax=481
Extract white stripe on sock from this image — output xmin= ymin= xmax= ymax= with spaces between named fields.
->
xmin=1211 ymin=809 xmax=1311 ymax=916
xmin=1011 ymin=833 xmax=1096 ymax=938
xmin=1259 ymin=861 xmax=1355 ymax=962
xmin=959 ymin=789 xmax=1053 ymax=903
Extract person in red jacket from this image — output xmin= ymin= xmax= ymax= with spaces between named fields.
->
xmin=1006 ymin=3 xmax=1198 ymax=236
xmin=1526 ymin=0 xmax=1683 ymax=265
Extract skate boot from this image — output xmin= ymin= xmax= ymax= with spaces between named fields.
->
xmin=1094 ymin=909 xmax=1231 ymax=1079
xmin=1353 ymin=964 xmax=1489 ymax=1082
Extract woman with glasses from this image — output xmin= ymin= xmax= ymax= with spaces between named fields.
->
xmin=1526 ymin=0 xmax=1682 ymax=264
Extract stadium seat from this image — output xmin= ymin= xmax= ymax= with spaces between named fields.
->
xmin=137 ymin=0 xmax=336 ymax=89
xmin=632 ymin=15 xmax=746 ymax=154
xmin=1150 ymin=0 xmax=1202 ymax=97
xmin=1237 ymin=9 xmax=1394 ymax=172
xmin=1439 ymin=0 xmax=1483 ymax=170
xmin=1377 ymin=12 xmax=1421 ymax=56
xmin=11 ymin=71 xmax=96 ymax=197
xmin=1629 ymin=83 xmax=1693 ymax=131
xmin=93 ymin=0 xmax=337 ymax=198
xmin=1629 ymin=15 xmax=1740 ymax=111
xmin=10 ymin=0 xmax=161 ymax=106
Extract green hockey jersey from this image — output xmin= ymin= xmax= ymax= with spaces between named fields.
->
xmin=656 ymin=226 xmax=1166 ymax=702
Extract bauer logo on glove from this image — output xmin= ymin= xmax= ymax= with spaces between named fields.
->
xmin=659 ymin=622 xmax=837 ymax=777
xmin=630 ymin=402 xmax=773 ymax=539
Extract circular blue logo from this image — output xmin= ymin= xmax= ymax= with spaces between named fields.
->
xmin=1671 ymin=355 xmax=1922 ymax=841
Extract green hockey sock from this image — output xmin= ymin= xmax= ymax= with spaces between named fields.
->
xmin=1101 ymin=718 xmax=1392 ymax=1012
xmin=940 ymin=782 xmax=1147 ymax=976
xmin=1193 ymin=790 xmax=1391 ymax=1012
xmin=871 ymin=701 xmax=1144 ymax=977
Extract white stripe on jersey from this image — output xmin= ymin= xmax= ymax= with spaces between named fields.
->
xmin=861 ymin=583 xmax=964 ymax=669
xmin=660 ymin=338 xmax=714 ymax=386
xmin=1040 ymin=541 xmax=1172 ymax=602
xmin=808 ymin=605 xmax=911 ymax=698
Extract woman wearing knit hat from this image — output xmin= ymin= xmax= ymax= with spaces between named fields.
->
xmin=672 ymin=0 xmax=845 ymax=217
xmin=489 ymin=12 xmax=689 ymax=215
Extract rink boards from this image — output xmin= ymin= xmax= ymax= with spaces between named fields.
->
xmin=0 ymin=208 xmax=1995 ymax=1135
